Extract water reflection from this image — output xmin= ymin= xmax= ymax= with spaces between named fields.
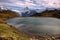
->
xmin=6 ymin=17 xmax=60 ymax=35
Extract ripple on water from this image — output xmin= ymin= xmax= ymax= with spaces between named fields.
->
xmin=6 ymin=17 xmax=60 ymax=35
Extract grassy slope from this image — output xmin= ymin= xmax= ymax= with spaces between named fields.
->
xmin=0 ymin=10 xmax=30 ymax=40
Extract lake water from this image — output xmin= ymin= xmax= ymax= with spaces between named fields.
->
xmin=6 ymin=17 xmax=60 ymax=35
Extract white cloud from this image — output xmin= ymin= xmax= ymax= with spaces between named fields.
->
xmin=0 ymin=2 xmax=4 ymax=6
xmin=0 ymin=0 xmax=60 ymax=10
xmin=44 ymin=0 xmax=60 ymax=8
xmin=11 ymin=9 xmax=20 ymax=12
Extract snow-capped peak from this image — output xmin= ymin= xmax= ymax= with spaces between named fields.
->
xmin=0 ymin=6 xmax=7 ymax=11
xmin=19 ymin=7 xmax=37 ymax=16
xmin=20 ymin=7 xmax=30 ymax=13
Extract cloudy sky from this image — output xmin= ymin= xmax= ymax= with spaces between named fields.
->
xmin=0 ymin=0 xmax=60 ymax=12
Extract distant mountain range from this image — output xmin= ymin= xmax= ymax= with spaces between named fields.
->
xmin=19 ymin=7 xmax=60 ymax=17
xmin=32 ymin=9 xmax=60 ymax=18
xmin=20 ymin=7 xmax=37 ymax=16
xmin=0 ymin=7 xmax=60 ymax=17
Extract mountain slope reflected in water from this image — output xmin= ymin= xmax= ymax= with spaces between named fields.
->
xmin=6 ymin=17 xmax=60 ymax=35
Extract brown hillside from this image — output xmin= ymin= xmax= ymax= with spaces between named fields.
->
xmin=32 ymin=9 xmax=60 ymax=18
xmin=0 ymin=10 xmax=19 ymax=21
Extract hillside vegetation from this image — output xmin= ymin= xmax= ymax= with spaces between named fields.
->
xmin=32 ymin=9 xmax=60 ymax=19
xmin=0 ymin=10 xmax=30 ymax=40
xmin=0 ymin=10 xmax=19 ymax=21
